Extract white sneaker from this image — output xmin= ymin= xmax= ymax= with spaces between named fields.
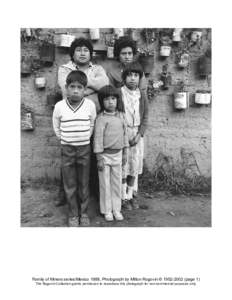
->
xmin=113 ymin=211 xmax=124 ymax=221
xmin=105 ymin=212 xmax=114 ymax=221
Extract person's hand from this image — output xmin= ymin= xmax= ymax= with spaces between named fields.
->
xmin=133 ymin=133 xmax=141 ymax=145
xmin=97 ymin=159 xmax=104 ymax=171
xmin=129 ymin=133 xmax=141 ymax=146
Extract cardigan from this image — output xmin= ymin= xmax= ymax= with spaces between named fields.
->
xmin=118 ymin=87 xmax=148 ymax=137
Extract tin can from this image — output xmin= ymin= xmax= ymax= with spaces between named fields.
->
xmin=195 ymin=93 xmax=211 ymax=104
xmin=89 ymin=28 xmax=100 ymax=40
xmin=60 ymin=34 xmax=76 ymax=47
xmin=160 ymin=46 xmax=171 ymax=57
xmin=174 ymin=92 xmax=189 ymax=109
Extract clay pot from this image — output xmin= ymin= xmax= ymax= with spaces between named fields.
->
xmin=195 ymin=92 xmax=211 ymax=104
xmin=60 ymin=34 xmax=76 ymax=47
xmin=198 ymin=54 xmax=211 ymax=77
xmin=89 ymin=28 xmax=100 ymax=40
xmin=40 ymin=42 xmax=55 ymax=65
xmin=174 ymin=92 xmax=189 ymax=110
xmin=21 ymin=56 xmax=32 ymax=75
xmin=160 ymin=45 xmax=171 ymax=57
xmin=47 ymin=90 xmax=63 ymax=107
xmin=138 ymin=55 xmax=154 ymax=75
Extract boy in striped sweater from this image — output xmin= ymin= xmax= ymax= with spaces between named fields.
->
xmin=52 ymin=70 xmax=96 ymax=227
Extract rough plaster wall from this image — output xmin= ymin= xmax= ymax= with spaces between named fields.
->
xmin=21 ymin=28 xmax=211 ymax=182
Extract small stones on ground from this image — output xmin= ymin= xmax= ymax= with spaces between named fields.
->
xmin=167 ymin=211 xmax=176 ymax=216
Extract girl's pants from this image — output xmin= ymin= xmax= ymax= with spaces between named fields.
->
xmin=97 ymin=151 xmax=122 ymax=215
xmin=61 ymin=144 xmax=91 ymax=218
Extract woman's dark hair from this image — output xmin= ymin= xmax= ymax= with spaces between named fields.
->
xmin=66 ymin=70 xmax=88 ymax=87
xmin=121 ymin=62 xmax=143 ymax=82
xmin=98 ymin=85 xmax=124 ymax=112
xmin=69 ymin=38 xmax=93 ymax=61
xmin=113 ymin=36 xmax=137 ymax=59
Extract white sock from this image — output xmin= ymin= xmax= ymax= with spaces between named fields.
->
xmin=127 ymin=186 xmax=133 ymax=200
xmin=122 ymin=183 xmax=127 ymax=200
xmin=133 ymin=175 xmax=138 ymax=193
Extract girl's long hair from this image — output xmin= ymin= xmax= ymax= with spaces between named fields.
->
xmin=98 ymin=85 xmax=124 ymax=112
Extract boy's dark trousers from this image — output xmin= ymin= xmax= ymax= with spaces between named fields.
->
xmin=61 ymin=144 xmax=91 ymax=218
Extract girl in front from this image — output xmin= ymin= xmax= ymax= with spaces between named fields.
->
xmin=94 ymin=85 xmax=128 ymax=221
xmin=119 ymin=62 xmax=149 ymax=210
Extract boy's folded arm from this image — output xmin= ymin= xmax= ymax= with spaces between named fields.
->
xmin=87 ymin=66 xmax=109 ymax=91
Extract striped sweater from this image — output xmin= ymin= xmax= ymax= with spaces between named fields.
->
xmin=52 ymin=98 xmax=96 ymax=146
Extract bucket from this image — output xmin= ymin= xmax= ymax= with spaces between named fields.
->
xmin=195 ymin=92 xmax=211 ymax=104
xmin=107 ymin=46 xmax=114 ymax=58
xmin=60 ymin=34 xmax=76 ymax=47
xmin=35 ymin=76 xmax=46 ymax=89
xmin=139 ymin=55 xmax=154 ymax=75
xmin=178 ymin=53 xmax=189 ymax=68
xmin=160 ymin=45 xmax=171 ymax=57
xmin=89 ymin=28 xmax=100 ymax=40
xmin=174 ymin=92 xmax=189 ymax=109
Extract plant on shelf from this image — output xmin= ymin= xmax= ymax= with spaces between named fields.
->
xmin=138 ymin=47 xmax=155 ymax=76
xmin=38 ymin=32 xmax=55 ymax=66
xmin=140 ymin=28 xmax=158 ymax=44
xmin=159 ymin=28 xmax=173 ymax=57
xmin=160 ymin=64 xmax=172 ymax=90
xmin=174 ymin=80 xmax=189 ymax=110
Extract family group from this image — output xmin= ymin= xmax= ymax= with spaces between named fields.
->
xmin=52 ymin=36 xmax=148 ymax=226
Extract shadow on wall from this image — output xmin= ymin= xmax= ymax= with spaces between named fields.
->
xmin=140 ymin=147 xmax=211 ymax=195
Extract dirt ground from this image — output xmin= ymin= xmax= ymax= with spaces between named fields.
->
xmin=21 ymin=184 xmax=211 ymax=227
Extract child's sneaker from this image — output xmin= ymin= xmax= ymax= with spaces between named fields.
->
xmin=68 ymin=216 xmax=79 ymax=227
xmin=79 ymin=214 xmax=90 ymax=226
xmin=122 ymin=200 xmax=132 ymax=211
xmin=113 ymin=211 xmax=124 ymax=221
xmin=131 ymin=198 xmax=139 ymax=209
xmin=105 ymin=212 xmax=114 ymax=221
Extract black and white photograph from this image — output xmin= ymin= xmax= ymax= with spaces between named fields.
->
xmin=1 ymin=1 xmax=231 ymax=299
xmin=21 ymin=27 xmax=211 ymax=227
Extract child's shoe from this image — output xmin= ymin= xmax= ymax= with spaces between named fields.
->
xmin=122 ymin=200 xmax=132 ymax=211
xmin=105 ymin=212 xmax=114 ymax=221
xmin=79 ymin=214 xmax=90 ymax=226
xmin=131 ymin=198 xmax=139 ymax=209
xmin=113 ymin=211 xmax=124 ymax=221
xmin=68 ymin=216 xmax=79 ymax=227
